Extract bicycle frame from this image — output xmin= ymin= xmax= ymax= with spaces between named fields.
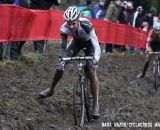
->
xmin=61 ymin=56 xmax=93 ymax=86
xmin=61 ymin=56 xmax=93 ymax=127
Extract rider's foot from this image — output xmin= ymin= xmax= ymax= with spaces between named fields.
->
xmin=137 ymin=73 xmax=145 ymax=78
xmin=92 ymin=106 xmax=101 ymax=119
xmin=39 ymin=88 xmax=54 ymax=98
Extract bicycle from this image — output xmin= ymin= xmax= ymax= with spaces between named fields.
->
xmin=148 ymin=51 xmax=160 ymax=90
xmin=61 ymin=56 xmax=93 ymax=127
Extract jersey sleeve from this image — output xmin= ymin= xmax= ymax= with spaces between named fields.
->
xmin=89 ymin=30 xmax=101 ymax=62
xmin=146 ymin=29 xmax=153 ymax=49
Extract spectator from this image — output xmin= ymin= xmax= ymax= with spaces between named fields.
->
xmin=92 ymin=0 xmax=106 ymax=20
xmin=29 ymin=0 xmax=59 ymax=53
xmin=139 ymin=11 xmax=154 ymax=54
xmin=128 ymin=6 xmax=144 ymax=55
xmin=30 ymin=0 xmax=59 ymax=10
xmin=117 ymin=0 xmax=128 ymax=52
xmin=9 ymin=0 xmax=30 ymax=60
xmin=141 ymin=11 xmax=153 ymax=31
xmin=117 ymin=0 xmax=133 ymax=53
xmin=104 ymin=0 xmax=122 ymax=53
xmin=92 ymin=0 xmax=106 ymax=52
xmin=118 ymin=1 xmax=129 ymax=24
xmin=130 ymin=6 xmax=144 ymax=28
xmin=126 ymin=0 xmax=134 ymax=22
xmin=79 ymin=0 xmax=92 ymax=18
xmin=10 ymin=0 xmax=60 ymax=59
xmin=15 ymin=0 xmax=30 ymax=8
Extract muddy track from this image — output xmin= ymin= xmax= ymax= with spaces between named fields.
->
xmin=0 ymin=43 xmax=160 ymax=130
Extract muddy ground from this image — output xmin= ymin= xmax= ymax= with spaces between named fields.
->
xmin=0 ymin=42 xmax=160 ymax=130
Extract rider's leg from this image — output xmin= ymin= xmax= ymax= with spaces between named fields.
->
xmin=39 ymin=69 xmax=64 ymax=98
xmin=39 ymin=39 xmax=80 ymax=98
xmin=83 ymin=40 xmax=100 ymax=118
xmin=137 ymin=54 xmax=152 ymax=78
xmin=85 ymin=66 xmax=100 ymax=118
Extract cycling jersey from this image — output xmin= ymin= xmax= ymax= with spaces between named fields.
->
xmin=60 ymin=18 xmax=101 ymax=62
xmin=147 ymin=29 xmax=160 ymax=52
xmin=60 ymin=18 xmax=93 ymax=41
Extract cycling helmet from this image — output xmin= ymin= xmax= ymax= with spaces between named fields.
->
xmin=153 ymin=23 xmax=160 ymax=31
xmin=64 ymin=6 xmax=80 ymax=22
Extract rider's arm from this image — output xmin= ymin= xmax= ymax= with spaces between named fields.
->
xmin=60 ymin=33 xmax=68 ymax=57
xmin=146 ymin=29 xmax=153 ymax=50
xmin=89 ymin=30 xmax=101 ymax=62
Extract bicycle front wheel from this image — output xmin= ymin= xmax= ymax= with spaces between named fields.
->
xmin=84 ymin=77 xmax=92 ymax=122
xmin=73 ymin=79 xmax=85 ymax=127
xmin=154 ymin=72 xmax=159 ymax=90
xmin=153 ymin=62 xmax=160 ymax=90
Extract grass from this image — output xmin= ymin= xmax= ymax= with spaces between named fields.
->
xmin=0 ymin=53 xmax=46 ymax=67
xmin=0 ymin=59 xmax=24 ymax=68
xmin=22 ymin=53 xmax=45 ymax=61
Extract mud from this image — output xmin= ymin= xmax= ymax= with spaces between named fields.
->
xmin=0 ymin=42 xmax=160 ymax=130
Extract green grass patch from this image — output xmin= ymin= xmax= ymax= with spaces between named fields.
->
xmin=0 ymin=59 xmax=22 ymax=67
xmin=19 ymin=52 xmax=47 ymax=64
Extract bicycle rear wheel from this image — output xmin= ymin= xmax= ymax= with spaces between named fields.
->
xmin=73 ymin=79 xmax=85 ymax=127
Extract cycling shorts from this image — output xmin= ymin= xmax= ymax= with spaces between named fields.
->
xmin=147 ymin=42 xmax=160 ymax=52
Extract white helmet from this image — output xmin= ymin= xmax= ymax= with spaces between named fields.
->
xmin=64 ymin=6 xmax=80 ymax=22
xmin=153 ymin=23 xmax=160 ymax=30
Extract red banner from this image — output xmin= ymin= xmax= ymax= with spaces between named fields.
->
xmin=0 ymin=5 xmax=148 ymax=48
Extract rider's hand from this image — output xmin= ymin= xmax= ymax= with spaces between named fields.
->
xmin=58 ymin=60 xmax=66 ymax=71
xmin=92 ymin=59 xmax=98 ymax=70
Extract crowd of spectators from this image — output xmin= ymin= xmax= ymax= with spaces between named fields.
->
xmin=0 ymin=0 xmax=159 ymax=60
xmin=79 ymin=0 xmax=158 ymax=55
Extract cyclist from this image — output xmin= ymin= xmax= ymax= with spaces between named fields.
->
xmin=39 ymin=6 xmax=101 ymax=118
xmin=137 ymin=22 xmax=160 ymax=78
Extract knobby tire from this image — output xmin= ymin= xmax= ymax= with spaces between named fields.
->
xmin=73 ymin=79 xmax=85 ymax=127
xmin=84 ymin=77 xmax=92 ymax=122
xmin=154 ymin=67 xmax=159 ymax=90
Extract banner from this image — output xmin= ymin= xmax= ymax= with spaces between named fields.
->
xmin=0 ymin=5 xmax=148 ymax=48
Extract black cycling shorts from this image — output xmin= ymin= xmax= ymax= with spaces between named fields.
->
xmin=150 ymin=42 xmax=160 ymax=52
xmin=66 ymin=38 xmax=94 ymax=57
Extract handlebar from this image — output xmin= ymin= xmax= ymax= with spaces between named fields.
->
xmin=60 ymin=56 xmax=94 ymax=61
xmin=147 ymin=51 xmax=160 ymax=54
xmin=147 ymin=52 xmax=160 ymax=55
